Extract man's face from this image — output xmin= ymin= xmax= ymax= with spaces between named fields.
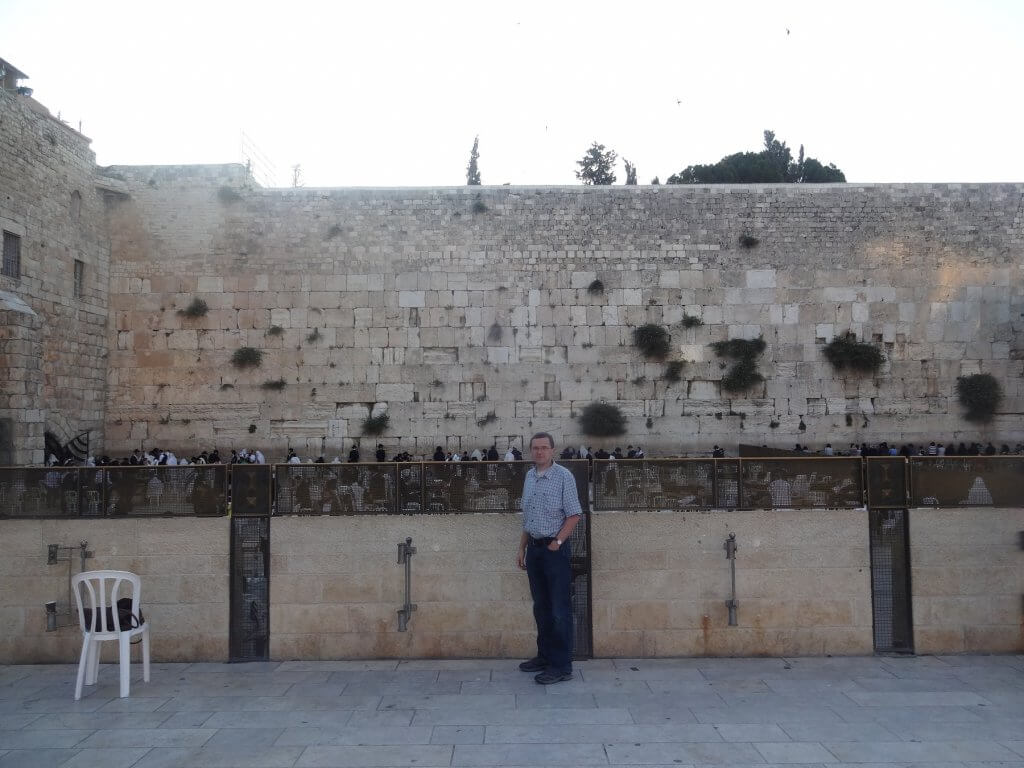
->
xmin=530 ymin=438 xmax=554 ymax=467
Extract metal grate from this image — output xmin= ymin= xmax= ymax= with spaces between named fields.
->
xmin=910 ymin=456 xmax=1024 ymax=507
xmin=229 ymin=515 xmax=270 ymax=661
xmin=869 ymin=507 xmax=914 ymax=653
xmin=563 ymin=460 xmax=593 ymax=659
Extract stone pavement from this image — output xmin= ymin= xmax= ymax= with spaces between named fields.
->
xmin=0 ymin=655 xmax=1023 ymax=767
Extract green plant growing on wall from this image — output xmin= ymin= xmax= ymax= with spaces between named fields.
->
xmin=178 ymin=298 xmax=209 ymax=318
xmin=680 ymin=313 xmax=703 ymax=329
xmin=488 ymin=323 xmax=503 ymax=342
xmin=248 ymin=424 xmax=257 ymax=433
xmin=664 ymin=360 xmax=685 ymax=383
xmin=267 ymin=325 xmax=284 ymax=336
xmin=231 ymin=347 xmax=263 ymax=368
xmin=306 ymin=328 xmax=321 ymax=343
xmin=587 ymin=279 xmax=604 ymax=295
xmin=260 ymin=378 xmax=287 ymax=391
xmin=823 ymin=331 xmax=884 ymax=373
xmin=956 ymin=373 xmax=1002 ymax=423
xmin=476 ymin=411 xmax=497 ymax=427
xmin=472 ymin=195 xmax=488 ymax=214
xmin=633 ymin=324 xmax=671 ymax=360
xmin=217 ymin=186 xmax=243 ymax=203
xmin=710 ymin=337 xmax=766 ymax=393
xmin=738 ymin=234 xmax=760 ymax=248
xmin=362 ymin=413 xmax=390 ymax=435
xmin=578 ymin=402 xmax=627 ymax=437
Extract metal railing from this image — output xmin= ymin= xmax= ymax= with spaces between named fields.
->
xmin=1 ymin=456 xmax=1022 ymax=518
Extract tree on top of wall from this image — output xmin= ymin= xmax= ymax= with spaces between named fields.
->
xmin=466 ymin=136 xmax=481 ymax=185
xmin=576 ymin=142 xmax=617 ymax=185
xmin=666 ymin=130 xmax=845 ymax=184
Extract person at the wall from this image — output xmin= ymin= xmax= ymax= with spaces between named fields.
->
xmin=515 ymin=432 xmax=582 ymax=685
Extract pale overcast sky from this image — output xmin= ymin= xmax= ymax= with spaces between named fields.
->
xmin=3 ymin=0 xmax=1022 ymax=187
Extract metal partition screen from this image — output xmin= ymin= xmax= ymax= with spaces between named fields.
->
xmin=866 ymin=458 xmax=909 ymax=508
xmin=593 ymin=458 xmax=863 ymax=510
xmin=910 ymin=456 xmax=1024 ymax=507
xmin=0 ymin=465 xmax=227 ymax=518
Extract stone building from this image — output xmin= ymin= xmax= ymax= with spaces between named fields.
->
xmin=2 ymin=59 xmax=1023 ymax=463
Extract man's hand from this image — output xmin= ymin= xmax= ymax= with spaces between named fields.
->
xmin=546 ymin=539 xmax=561 ymax=552
xmin=516 ymin=548 xmax=527 ymax=570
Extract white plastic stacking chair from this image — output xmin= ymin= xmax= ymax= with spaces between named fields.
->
xmin=72 ymin=570 xmax=150 ymax=700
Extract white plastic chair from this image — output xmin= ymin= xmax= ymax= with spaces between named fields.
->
xmin=72 ymin=570 xmax=150 ymax=700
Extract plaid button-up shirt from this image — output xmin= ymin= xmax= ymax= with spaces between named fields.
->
xmin=521 ymin=462 xmax=583 ymax=537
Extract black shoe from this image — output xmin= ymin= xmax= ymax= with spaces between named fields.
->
xmin=534 ymin=670 xmax=573 ymax=685
xmin=518 ymin=657 xmax=547 ymax=672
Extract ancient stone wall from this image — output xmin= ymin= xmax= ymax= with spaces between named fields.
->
xmin=0 ymin=88 xmax=110 ymax=463
xmin=103 ymin=171 xmax=1024 ymax=458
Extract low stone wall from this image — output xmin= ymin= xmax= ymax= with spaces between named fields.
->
xmin=2 ymin=506 xmax=1019 ymax=664
xmin=270 ymin=514 xmax=535 ymax=659
xmin=591 ymin=508 xmax=873 ymax=656
xmin=0 ymin=517 xmax=229 ymax=663
xmin=270 ymin=508 xmax=873 ymax=659
xmin=911 ymin=507 xmax=1024 ymax=653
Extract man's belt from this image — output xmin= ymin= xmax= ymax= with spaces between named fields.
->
xmin=528 ymin=535 xmax=556 ymax=547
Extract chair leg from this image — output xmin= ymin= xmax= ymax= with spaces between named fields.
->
xmin=86 ymin=640 xmax=100 ymax=686
xmin=74 ymin=636 xmax=91 ymax=701
xmin=118 ymin=634 xmax=131 ymax=698
xmin=142 ymin=626 xmax=151 ymax=683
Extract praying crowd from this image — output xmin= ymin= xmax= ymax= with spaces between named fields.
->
xmin=42 ymin=438 xmax=1024 ymax=469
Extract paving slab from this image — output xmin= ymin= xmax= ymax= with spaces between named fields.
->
xmin=0 ymin=655 xmax=1021 ymax=767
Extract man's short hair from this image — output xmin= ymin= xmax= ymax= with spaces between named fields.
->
xmin=530 ymin=432 xmax=555 ymax=449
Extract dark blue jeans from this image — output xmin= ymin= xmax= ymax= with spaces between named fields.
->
xmin=525 ymin=541 xmax=573 ymax=675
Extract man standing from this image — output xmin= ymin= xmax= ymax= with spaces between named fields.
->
xmin=516 ymin=432 xmax=583 ymax=684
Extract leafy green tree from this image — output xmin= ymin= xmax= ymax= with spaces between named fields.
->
xmin=624 ymin=159 xmax=637 ymax=185
xmin=576 ymin=142 xmax=617 ymax=185
xmin=466 ymin=136 xmax=481 ymax=185
xmin=667 ymin=130 xmax=845 ymax=184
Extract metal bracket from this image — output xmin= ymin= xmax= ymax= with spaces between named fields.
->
xmin=397 ymin=537 xmax=417 ymax=631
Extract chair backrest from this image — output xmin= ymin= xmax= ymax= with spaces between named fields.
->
xmin=72 ymin=570 xmax=141 ymax=634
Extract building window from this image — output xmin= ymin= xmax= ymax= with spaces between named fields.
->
xmin=70 ymin=190 xmax=82 ymax=220
xmin=2 ymin=231 xmax=20 ymax=279
xmin=74 ymin=259 xmax=85 ymax=298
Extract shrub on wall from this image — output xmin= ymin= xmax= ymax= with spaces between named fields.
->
xmin=823 ymin=331 xmax=884 ymax=373
xmin=710 ymin=337 xmax=766 ymax=393
xmin=260 ymin=378 xmax=287 ymax=391
xmin=680 ymin=313 xmax=703 ymax=329
xmin=362 ymin=413 xmax=390 ymax=435
xmin=587 ymin=279 xmax=604 ymax=295
xmin=578 ymin=402 xmax=627 ymax=437
xmin=178 ymin=298 xmax=209 ymax=318
xmin=231 ymin=347 xmax=263 ymax=368
xmin=664 ymin=360 xmax=685 ymax=383
xmin=632 ymin=324 xmax=671 ymax=360
xmin=956 ymin=373 xmax=1002 ymax=423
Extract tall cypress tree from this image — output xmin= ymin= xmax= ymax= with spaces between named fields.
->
xmin=466 ymin=136 xmax=481 ymax=185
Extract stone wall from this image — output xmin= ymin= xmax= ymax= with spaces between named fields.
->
xmin=0 ymin=88 xmax=110 ymax=463
xmin=591 ymin=508 xmax=873 ymax=656
xmin=269 ymin=508 xmax=871 ymax=660
xmin=0 ymin=517 xmax=229 ymax=663
xmin=910 ymin=507 xmax=1024 ymax=653
xmin=270 ymin=513 xmax=534 ymax=659
xmin=103 ymin=173 xmax=1024 ymax=458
